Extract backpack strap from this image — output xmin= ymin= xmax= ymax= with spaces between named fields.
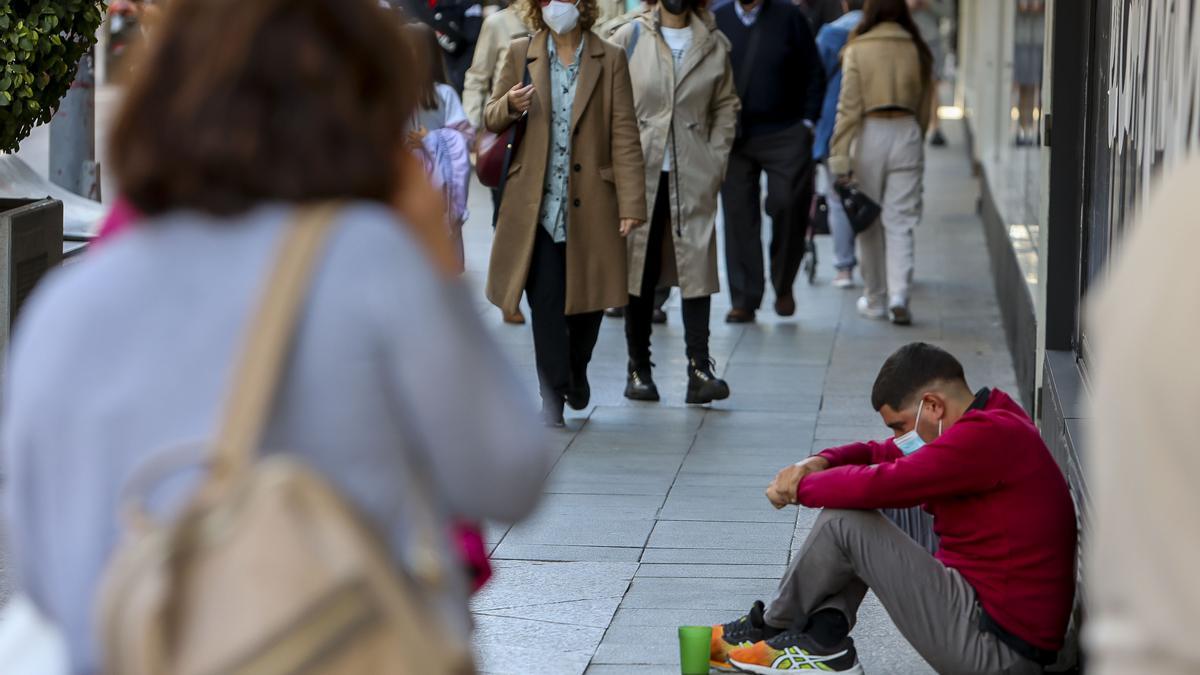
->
xmin=625 ymin=21 xmax=641 ymax=62
xmin=210 ymin=203 xmax=341 ymax=483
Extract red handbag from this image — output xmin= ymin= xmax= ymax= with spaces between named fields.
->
xmin=476 ymin=115 xmax=527 ymax=189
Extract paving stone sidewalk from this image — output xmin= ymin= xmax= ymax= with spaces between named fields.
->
xmin=462 ymin=120 xmax=1017 ymax=675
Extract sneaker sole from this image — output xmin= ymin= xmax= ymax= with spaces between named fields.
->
xmin=730 ymin=659 xmax=866 ymax=675
xmin=711 ymin=660 xmax=738 ymax=672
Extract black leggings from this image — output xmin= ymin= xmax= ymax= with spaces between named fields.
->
xmin=626 ymin=173 xmax=712 ymax=364
xmin=526 ymin=226 xmax=604 ymax=403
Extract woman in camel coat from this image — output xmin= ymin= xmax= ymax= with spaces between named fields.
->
xmin=484 ymin=0 xmax=646 ymax=426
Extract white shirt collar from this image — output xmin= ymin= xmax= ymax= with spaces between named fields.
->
xmin=734 ymin=1 xmax=762 ymax=26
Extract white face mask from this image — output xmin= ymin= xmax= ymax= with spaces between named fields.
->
xmin=542 ymin=0 xmax=581 ymax=34
xmin=894 ymin=400 xmax=942 ymax=456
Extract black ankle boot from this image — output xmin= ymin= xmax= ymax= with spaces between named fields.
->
xmin=687 ymin=357 xmax=730 ymax=404
xmin=565 ymin=367 xmax=590 ymax=411
xmin=624 ymin=360 xmax=660 ymax=401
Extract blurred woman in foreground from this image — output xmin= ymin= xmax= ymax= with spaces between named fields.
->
xmin=1 ymin=0 xmax=551 ymax=671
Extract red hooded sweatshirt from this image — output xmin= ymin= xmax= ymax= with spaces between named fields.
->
xmin=797 ymin=389 xmax=1076 ymax=651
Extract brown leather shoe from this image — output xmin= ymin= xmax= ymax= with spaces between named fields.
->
xmin=775 ymin=293 xmax=796 ymax=317
xmin=725 ymin=308 xmax=756 ymax=324
xmin=503 ymin=308 xmax=526 ymax=325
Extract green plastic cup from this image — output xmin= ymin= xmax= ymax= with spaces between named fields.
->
xmin=678 ymin=625 xmax=713 ymax=675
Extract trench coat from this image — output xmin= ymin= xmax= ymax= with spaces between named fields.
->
xmin=608 ymin=9 xmax=740 ymax=299
xmin=462 ymin=7 xmax=531 ymax=129
xmin=484 ymin=31 xmax=647 ymax=316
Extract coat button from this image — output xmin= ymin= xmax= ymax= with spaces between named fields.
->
xmin=573 ymin=163 xmax=581 ymax=172
xmin=573 ymin=198 xmax=581 ymax=207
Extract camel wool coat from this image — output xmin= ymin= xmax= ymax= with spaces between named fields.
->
xmin=484 ymin=31 xmax=647 ymax=316
xmin=828 ymin=22 xmax=932 ymax=175
xmin=609 ymin=9 xmax=739 ymax=299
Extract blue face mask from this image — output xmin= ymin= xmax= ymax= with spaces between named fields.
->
xmin=894 ymin=400 xmax=942 ymax=455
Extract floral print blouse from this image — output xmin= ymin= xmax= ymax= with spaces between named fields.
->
xmin=538 ymin=36 xmax=585 ymax=243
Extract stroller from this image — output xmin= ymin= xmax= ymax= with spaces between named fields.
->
xmin=803 ymin=197 xmax=825 ymax=285
xmin=801 ymin=171 xmax=828 ymax=285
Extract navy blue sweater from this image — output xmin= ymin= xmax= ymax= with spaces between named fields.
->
xmin=715 ymin=0 xmax=826 ymax=138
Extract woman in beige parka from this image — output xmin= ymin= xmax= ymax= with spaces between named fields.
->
xmin=608 ymin=0 xmax=740 ymax=404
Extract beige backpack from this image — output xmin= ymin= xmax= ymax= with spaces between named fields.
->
xmin=97 ymin=206 xmax=476 ymax=675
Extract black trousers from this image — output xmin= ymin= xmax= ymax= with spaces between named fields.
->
xmin=526 ymin=225 xmax=604 ymax=403
xmin=626 ymin=173 xmax=712 ymax=364
xmin=720 ymin=122 xmax=815 ymax=311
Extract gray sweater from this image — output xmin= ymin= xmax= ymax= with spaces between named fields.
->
xmin=1 ymin=203 xmax=551 ymax=673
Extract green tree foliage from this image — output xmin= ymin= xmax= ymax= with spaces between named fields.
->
xmin=0 ymin=0 xmax=104 ymax=153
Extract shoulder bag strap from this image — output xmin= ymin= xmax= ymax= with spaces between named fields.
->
xmin=736 ymin=20 xmax=762 ymax=102
xmin=493 ymin=38 xmax=533 ymax=222
xmin=625 ymin=21 xmax=641 ymax=62
xmin=733 ymin=18 xmax=762 ymax=137
xmin=210 ymin=203 xmax=340 ymax=483
xmin=205 ymin=203 xmax=454 ymax=593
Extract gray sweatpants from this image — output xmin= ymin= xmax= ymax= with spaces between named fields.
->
xmin=766 ymin=509 xmax=1041 ymax=675
xmin=854 ymin=117 xmax=924 ymax=307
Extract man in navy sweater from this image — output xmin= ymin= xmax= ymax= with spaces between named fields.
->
xmin=715 ymin=0 xmax=824 ymax=323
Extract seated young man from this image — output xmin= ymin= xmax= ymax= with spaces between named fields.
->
xmin=710 ymin=343 xmax=1076 ymax=675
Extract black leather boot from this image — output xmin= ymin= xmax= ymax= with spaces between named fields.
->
xmin=686 ymin=357 xmax=730 ymax=404
xmin=624 ymin=360 xmax=660 ymax=402
xmin=566 ymin=365 xmax=590 ymax=411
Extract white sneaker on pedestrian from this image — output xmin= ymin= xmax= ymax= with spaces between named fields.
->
xmin=856 ymin=296 xmax=887 ymax=320
xmin=888 ymin=296 xmax=912 ymax=325
xmin=832 ymin=270 xmax=855 ymax=289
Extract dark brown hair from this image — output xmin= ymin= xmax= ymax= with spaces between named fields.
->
xmin=110 ymin=0 xmax=417 ymax=216
xmin=852 ymin=0 xmax=933 ymax=83
xmin=406 ymin=23 xmax=450 ymax=111
xmin=520 ymin=0 xmax=598 ymax=35
xmin=871 ymin=342 xmax=966 ymax=411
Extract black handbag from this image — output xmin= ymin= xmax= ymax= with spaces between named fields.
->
xmin=834 ymin=181 xmax=881 ymax=235
xmin=810 ymin=193 xmax=830 ymax=236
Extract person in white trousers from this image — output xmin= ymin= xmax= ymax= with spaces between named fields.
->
xmin=828 ymin=0 xmax=932 ymax=325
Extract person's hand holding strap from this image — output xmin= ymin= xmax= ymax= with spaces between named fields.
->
xmin=765 ymin=455 xmax=831 ymax=509
xmin=507 ymin=83 xmax=534 ymax=115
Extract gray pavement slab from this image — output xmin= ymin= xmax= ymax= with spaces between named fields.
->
xmin=490 ymin=543 xmax=645 ymax=563
xmin=638 ymin=547 xmax=790 ymax=566
xmin=459 ymin=120 xmax=998 ymax=675
xmin=647 ymin=520 xmax=794 ymax=551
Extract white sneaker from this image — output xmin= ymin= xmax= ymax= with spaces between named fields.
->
xmin=832 ymin=271 xmax=855 ymax=289
xmin=856 ymin=296 xmax=887 ymax=320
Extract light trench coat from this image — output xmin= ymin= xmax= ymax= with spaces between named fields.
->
xmin=609 ymin=9 xmax=740 ymax=299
